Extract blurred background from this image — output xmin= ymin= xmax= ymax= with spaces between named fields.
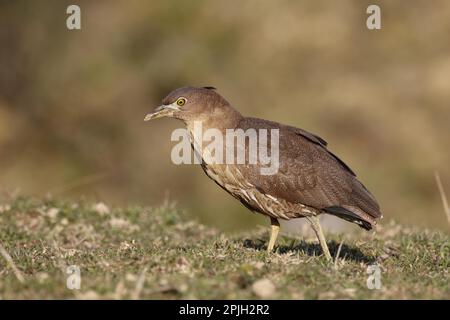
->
xmin=1 ymin=0 xmax=449 ymax=232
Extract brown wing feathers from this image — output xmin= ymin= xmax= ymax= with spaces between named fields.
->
xmin=238 ymin=117 xmax=382 ymax=229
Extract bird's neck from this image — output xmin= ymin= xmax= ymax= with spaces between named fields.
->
xmin=184 ymin=105 xmax=243 ymax=162
xmin=185 ymin=105 xmax=243 ymax=134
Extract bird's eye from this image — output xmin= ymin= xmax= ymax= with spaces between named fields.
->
xmin=176 ymin=98 xmax=186 ymax=106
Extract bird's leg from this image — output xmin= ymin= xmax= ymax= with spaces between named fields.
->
xmin=306 ymin=215 xmax=332 ymax=261
xmin=267 ymin=217 xmax=280 ymax=253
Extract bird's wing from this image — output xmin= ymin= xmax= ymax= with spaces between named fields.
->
xmin=236 ymin=118 xmax=382 ymax=225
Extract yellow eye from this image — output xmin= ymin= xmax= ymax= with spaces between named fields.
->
xmin=176 ymin=98 xmax=186 ymax=106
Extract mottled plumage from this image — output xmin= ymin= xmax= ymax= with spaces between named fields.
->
xmin=145 ymin=86 xmax=383 ymax=260
xmin=233 ymin=117 xmax=381 ymax=229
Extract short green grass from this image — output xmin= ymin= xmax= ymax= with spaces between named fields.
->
xmin=0 ymin=196 xmax=448 ymax=299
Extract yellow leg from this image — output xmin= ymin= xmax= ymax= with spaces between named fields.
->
xmin=267 ymin=217 xmax=280 ymax=253
xmin=307 ymin=215 xmax=332 ymax=261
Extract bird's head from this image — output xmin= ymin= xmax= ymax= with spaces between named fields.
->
xmin=145 ymin=86 xmax=240 ymax=125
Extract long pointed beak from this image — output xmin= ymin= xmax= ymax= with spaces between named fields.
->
xmin=144 ymin=104 xmax=179 ymax=121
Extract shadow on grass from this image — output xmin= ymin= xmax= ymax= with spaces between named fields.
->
xmin=242 ymin=238 xmax=375 ymax=264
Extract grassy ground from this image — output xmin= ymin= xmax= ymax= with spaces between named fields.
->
xmin=0 ymin=196 xmax=448 ymax=299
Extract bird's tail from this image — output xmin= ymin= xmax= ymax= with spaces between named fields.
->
xmin=325 ymin=180 xmax=382 ymax=230
xmin=324 ymin=206 xmax=374 ymax=230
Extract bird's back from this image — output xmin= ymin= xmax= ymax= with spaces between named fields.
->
xmin=230 ymin=117 xmax=382 ymax=229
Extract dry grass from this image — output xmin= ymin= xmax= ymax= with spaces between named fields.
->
xmin=0 ymin=196 xmax=448 ymax=299
xmin=435 ymin=171 xmax=450 ymax=228
xmin=0 ymin=242 xmax=24 ymax=283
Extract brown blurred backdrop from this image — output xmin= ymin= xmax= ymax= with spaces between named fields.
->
xmin=1 ymin=0 xmax=449 ymax=232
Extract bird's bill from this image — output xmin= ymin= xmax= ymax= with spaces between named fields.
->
xmin=144 ymin=104 xmax=179 ymax=121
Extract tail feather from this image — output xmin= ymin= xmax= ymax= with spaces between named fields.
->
xmin=324 ymin=206 xmax=374 ymax=230
xmin=350 ymin=180 xmax=382 ymax=219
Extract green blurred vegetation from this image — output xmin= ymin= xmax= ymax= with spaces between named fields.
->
xmin=0 ymin=1 xmax=449 ymax=231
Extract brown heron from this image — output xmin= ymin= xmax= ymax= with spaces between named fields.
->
xmin=145 ymin=86 xmax=382 ymax=260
